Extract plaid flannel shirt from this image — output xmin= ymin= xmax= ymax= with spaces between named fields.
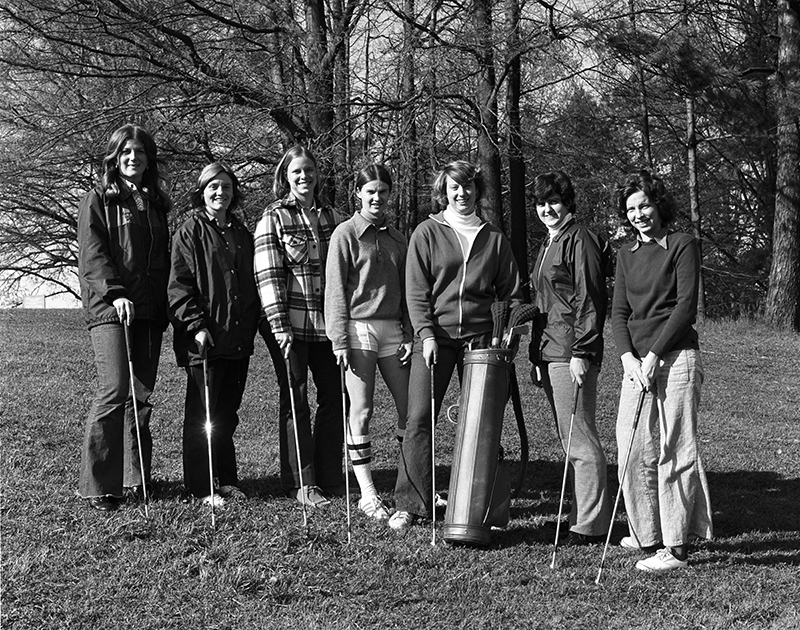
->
xmin=254 ymin=194 xmax=340 ymax=342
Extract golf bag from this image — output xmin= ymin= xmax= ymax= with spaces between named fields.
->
xmin=443 ymin=347 xmax=520 ymax=546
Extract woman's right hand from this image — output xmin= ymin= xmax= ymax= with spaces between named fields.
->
xmin=334 ymin=348 xmax=349 ymax=371
xmin=112 ymin=297 xmax=135 ymax=326
xmin=275 ymin=332 xmax=293 ymax=359
xmin=621 ymin=351 xmax=648 ymax=391
xmin=422 ymin=338 xmax=438 ymax=369
xmin=194 ymin=329 xmax=214 ymax=359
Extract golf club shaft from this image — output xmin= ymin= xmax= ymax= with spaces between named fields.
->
xmin=596 ymin=388 xmax=647 ymax=584
xmin=123 ymin=321 xmax=149 ymax=518
xmin=551 ymin=380 xmax=580 ymax=569
xmin=203 ymin=357 xmax=215 ymax=529
xmin=341 ymin=363 xmax=351 ymax=544
xmin=430 ymin=363 xmax=436 ymax=546
xmin=285 ymin=357 xmax=308 ymax=530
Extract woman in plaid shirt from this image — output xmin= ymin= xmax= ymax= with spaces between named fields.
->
xmin=254 ymin=146 xmax=344 ymax=507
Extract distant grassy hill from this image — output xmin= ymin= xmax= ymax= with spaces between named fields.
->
xmin=2 ymin=309 xmax=798 ymax=629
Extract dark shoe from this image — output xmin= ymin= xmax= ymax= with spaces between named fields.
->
xmin=565 ymin=531 xmax=605 ymax=546
xmin=123 ymin=485 xmax=153 ymax=503
xmin=88 ymin=496 xmax=119 ymax=512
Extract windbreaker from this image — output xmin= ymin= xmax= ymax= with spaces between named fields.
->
xmin=528 ymin=219 xmax=612 ymax=366
xmin=77 ymin=185 xmax=170 ymax=330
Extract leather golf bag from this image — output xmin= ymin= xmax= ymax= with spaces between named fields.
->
xmin=443 ymin=347 xmax=514 ymax=546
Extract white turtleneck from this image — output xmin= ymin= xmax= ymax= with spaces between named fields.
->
xmin=443 ymin=208 xmax=483 ymax=260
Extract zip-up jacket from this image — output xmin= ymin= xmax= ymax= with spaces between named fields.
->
xmin=528 ymin=220 xmax=612 ymax=366
xmin=168 ymin=210 xmax=261 ymax=367
xmin=405 ymin=212 xmax=522 ymax=342
xmin=77 ymin=185 xmax=169 ymax=330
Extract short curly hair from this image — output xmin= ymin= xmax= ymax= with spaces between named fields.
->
xmin=615 ymin=170 xmax=678 ymax=228
xmin=533 ymin=171 xmax=576 ymax=214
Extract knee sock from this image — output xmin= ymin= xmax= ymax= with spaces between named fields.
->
xmin=348 ymin=433 xmax=377 ymax=499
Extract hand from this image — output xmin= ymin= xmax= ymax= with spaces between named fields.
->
xmin=422 ymin=338 xmax=438 ymax=369
xmin=640 ymin=351 xmax=659 ymax=390
xmin=194 ymin=329 xmax=214 ymax=359
xmin=112 ymin=297 xmax=135 ymax=326
xmin=397 ymin=342 xmax=413 ymax=367
xmin=275 ymin=332 xmax=293 ymax=360
xmin=334 ymin=348 xmax=349 ymax=371
xmin=621 ymin=352 xmax=648 ymax=391
xmin=569 ymin=357 xmax=590 ymax=386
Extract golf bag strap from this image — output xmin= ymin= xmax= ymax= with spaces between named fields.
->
xmin=509 ymin=364 xmax=528 ymax=498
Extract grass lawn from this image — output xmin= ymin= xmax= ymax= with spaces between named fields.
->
xmin=1 ymin=309 xmax=799 ymax=629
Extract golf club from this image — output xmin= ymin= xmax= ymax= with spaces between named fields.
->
xmin=285 ymin=356 xmax=308 ymax=532
xmin=595 ymin=388 xmax=647 ymax=585
xmin=122 ymin=321 xmax=149 ymax=519
xmin=430 ymin=363 xmax=436 ymax=546
xmin=551 ymin=380 xmax=581 ymax=569
xmin=340 ymin=362 xmax=351 ymax=544
xmin=202 ymin=357 xmax=216 ymax=529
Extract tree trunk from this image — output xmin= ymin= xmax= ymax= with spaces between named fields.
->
xmin=629 ymin=0 xmax=653 ymax=167
xmin=765 ymin=0 xmax=800 ymax=330
xmin=305 ymin=0 xmax=335 ymax=204
xmin=401 ymin=0 xmax=420 ymax=234
xmin=505 ymin=0 xmax=529 ymax=299
xmin=474 ymin=0 xmax=503 ymax=228
xmin=686 ymin=96 xmax=705 ymax=320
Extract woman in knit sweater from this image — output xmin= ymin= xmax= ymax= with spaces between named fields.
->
xmin=389 ymin=160 xmax=523 ymax=531
xmin=612 ymin=170 xmax=713 ymax=572
xmin=325 ymin=164 xmax=413 ymax=520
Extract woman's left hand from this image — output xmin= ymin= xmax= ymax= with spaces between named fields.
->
xmin=569 ymin=357 xmax=589 ymax=386
xmin=334 ymin=348 xmax=349 ymax=371
xmin=640 ymin=351 xmax=659 ymax=390
xmin=397 ymin=342 xmax=413 ymax=367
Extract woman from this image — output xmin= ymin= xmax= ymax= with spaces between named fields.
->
xmin=390 ymin=160 xmax=523 ymax=531
xmin=168 ymin=162 xmax=260 ymax=506
xmin=254 ymin=145 xmax=344 ymax=507
xmin=77 ymin=124 xmax=170 ymax=511
xmin=325 ymin=164 xmax=413 ymax=521
xmin=529 ymin=171 xmax=612 ymax=545
xmin=612 ymin=170 xmax=713 ymax=572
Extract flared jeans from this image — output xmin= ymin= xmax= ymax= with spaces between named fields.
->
xmin=616 ymin=348 xmax=713 ymax=547
xmin=541 ymin=363 xmax=611 ymax=536
xmin=78 ymin=321 xmax=162 ymax=498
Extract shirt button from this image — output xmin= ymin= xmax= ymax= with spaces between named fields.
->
xmin=231 ymin=270 xmax=236 ymax=274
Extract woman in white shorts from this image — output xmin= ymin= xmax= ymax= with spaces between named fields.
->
xmin=325 ymin=164 xmax=413 ymax=520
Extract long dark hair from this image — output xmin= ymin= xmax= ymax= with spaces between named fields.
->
xmin=355 ymin=163 xmax=393 ymax=192
xmin=101 ymin=124 xmax=169 ymax=212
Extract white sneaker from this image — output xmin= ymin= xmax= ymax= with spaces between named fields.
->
xmin=635 ymin=548 xmax=688 ymax=572
xmin=202 ymin=493 xmax=225 ymax=507
xmin=620 ymin=536 xmax=642 ymax=550
xmin=358 ymin=496 xmax=391 ymax=521
xmin=388 ymin=510 xmax=417 ymax=531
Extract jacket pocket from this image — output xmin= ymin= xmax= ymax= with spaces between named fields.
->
xmin=282 ymin=233 xmax=309 ymax=265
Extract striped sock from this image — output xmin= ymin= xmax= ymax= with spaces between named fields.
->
xmin=348 ymin=433 xmax=377 ymax=499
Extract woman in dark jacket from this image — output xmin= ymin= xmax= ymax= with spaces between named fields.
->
xmin=168 ymin=162 xmax=260 ymax=505
xmin=77 ymin=124 xmax=170 ymax=511
xmin=529 ymin=171 xmax=612 ymax=544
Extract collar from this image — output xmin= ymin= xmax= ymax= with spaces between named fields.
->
xmin=352 ymin=211 xmax=405 ymax=243
xmin=548 ymin=218 xmax=576 ymax=243
xmin=430 ymin=210 xmax=486 ymax=228
xmin=196 ymin=207 xmax=235 ymax=229
xmin=630 ymin=232 xmax=669 ymax=251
